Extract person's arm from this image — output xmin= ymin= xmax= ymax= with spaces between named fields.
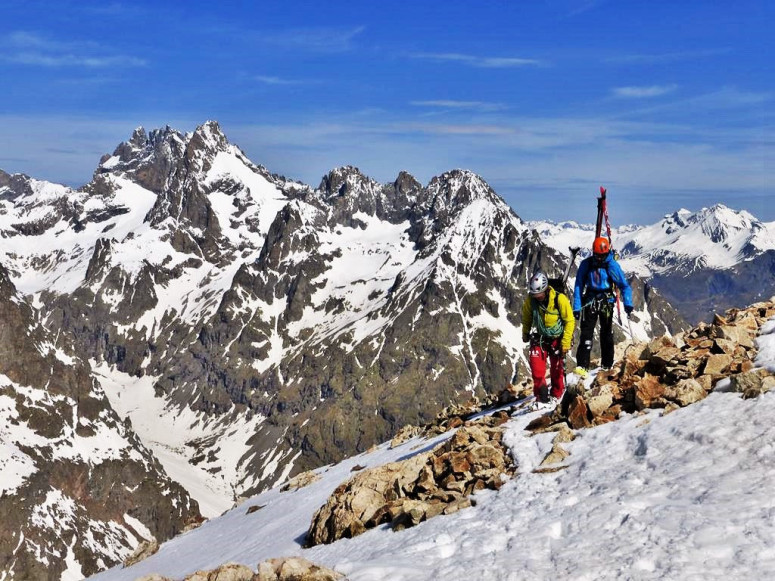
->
xmin=609 ymin=261 xmax=633 ymax=308
xmin=521 ymin=298 xmax=533 ymax=342
xmin=558 ymin=293 xmax=575 ymax=352
xmin=572 ymin=260 xmax=587 ymax=312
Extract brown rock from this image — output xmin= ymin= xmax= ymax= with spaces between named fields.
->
xmin=712 ymin=338 xmax=737 ymax=355
xmin=185 ymin=563 xmax=255 ymax=581
xmin=448 ymin=452 xmax=472 ymax=475
xmin=541 ymin=443 xmax=570 ymax=466
xmin=123 ymin=538 xmax=159 ymax=568
xmin=664 ymin=378 xmax=707 ymax=407
xmin=696 ymin=374 xmax=714 ymax=392
xmin=734 ymin=312 xmax=760 ymax=331
xmin=703 ymin=354 xmax=733 ymax=376
xmin=731 ymin=368 xmax=773 ymax=398
xmin=640 ymin=337 xmax=676 ymax=360
xmin=586 ymin=387 xmax=614 ymax=417
xmin=246 ymin=504 xmax=266 ymax=515
xmin=716 ymin=325 xmax=755 ymax=349
xmin=467 ymin=444 xmax=506 ymax=473
xmin=567 ymin=395 xmax=592 ymax=429
xmin=651 ymin=346 xmax=682 ymax=368
xmin=442 ymin=496 xmax=473 ymax=515
xmin=525 ymin=414 xmax=554 ymax=431
xmin=553 ymin=423 xmax=576 ymax=444
xmin=280 ymin=470 xmax=321 ymax=492
xmin=390 ymin=424 xmax=421 ymax=448
xmin=634 ymin=374 xmax=666 ymax=410
xmin=256 ymin=557 xmax=344 ymax=581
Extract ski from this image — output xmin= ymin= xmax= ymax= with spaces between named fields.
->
xmin=509 ymin=395 xmax=536 ymax=417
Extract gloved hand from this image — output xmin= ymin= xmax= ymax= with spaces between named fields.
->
xmin=573 ymin=311 xmax=580 ymax=320
xmin=625 ymin=305 xmax=634 ymax=315
xmin=522 ymin=335 xmax=529 ymax=344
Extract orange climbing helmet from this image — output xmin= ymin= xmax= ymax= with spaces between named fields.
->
xmin=592 ymin=237 xmax=610 ymax=256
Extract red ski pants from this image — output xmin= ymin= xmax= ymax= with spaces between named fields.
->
xmin=528 ymin=338 xmax=565 ymax=400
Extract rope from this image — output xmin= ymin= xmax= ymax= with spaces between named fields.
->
xmin=531 ymin=297 xmax=564 ymax=339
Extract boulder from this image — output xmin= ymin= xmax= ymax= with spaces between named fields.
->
xmin=639 ymin=337 xmax=676 ymax=361
xmin=541 ymin=443 xmax=570 ymax=466
xmin=586 ymin=387 xmax=614 ymax=418
xmin=702 ymin=353 xmax=732 ymax=376
xmin=184 ymin=563 xmax=254 ymax=581
xmin=634 ymin=374 xmax=666 ymax=410
xmin=256 ymin=557 xmax=344 ymax=581
xmin=730 ymin=368 xmax=774 ymax=399
xmin=123 ymin=539 xmax=159 ymax=568
xmin=280 ymin=470 xmax=321 ymax=492
xmin=567 ymin=395 xmax=592 ymax=429
xmin=664 ymin=378 xmax=706 ymax=407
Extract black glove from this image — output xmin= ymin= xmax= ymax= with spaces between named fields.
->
xmin=573 ymin=311 xmax=580 ymax=320
xmin=625 ymin=305 xmax=633 ymax=315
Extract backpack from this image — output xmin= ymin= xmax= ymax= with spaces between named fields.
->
xmin=547 ymin=277 xmax=568 ymax=302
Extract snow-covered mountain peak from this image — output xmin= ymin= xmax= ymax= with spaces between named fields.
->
xmin=317 ymin=165 xmax=379 ymax=199
xmin=425 ymin=169 xmax=514 ymax=220
xmin=686 ymin=203 xmax=758 ymax=242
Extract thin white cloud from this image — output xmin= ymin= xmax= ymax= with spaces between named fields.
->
xmin=254 ymin=75 xmax=309 ymax=86
xmin=613 ymin=85 xmax=678 ymax=99
xmin=411 ymin=52 xmax=543 ymax=68
xmin=2 ymin=31 xmax=146 ymax=68
xmin=565 ymin=0 xmax=607 ymax=17
xmin=607 ymin=48 xmax=732 ymax=64
xmin=8 ymin=53 xmax=146 ymax=67
xmin=410 ymin=100 xmax=508 ymax=112
xmin=260 ymin=26 xmax=366 ymax=53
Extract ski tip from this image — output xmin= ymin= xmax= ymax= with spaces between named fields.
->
xmin=599 ymin=186 xmax=607 ymax=196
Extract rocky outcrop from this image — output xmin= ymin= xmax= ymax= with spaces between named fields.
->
xmin=306 ymin=421 xmax=514 ymax=546
xmin=537 ymin=299 xmax=775 ymax=432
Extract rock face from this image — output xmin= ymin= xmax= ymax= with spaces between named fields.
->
xmin=0 ymin=122 xmax=687 ymax=530
xmin=0 ymin=264 xmax=200 ymax=580
xmin=306 ymin=422 xmax=514 ymax=546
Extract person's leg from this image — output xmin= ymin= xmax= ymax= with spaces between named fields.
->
xmin=529 ymin=342 xmax=549 ymax=401
xmin=576 ymin=307 xmax=597 ymax=369
xmin=548 ymin=339 xmax=565 ymax=398
xmin=600 ymin=306 xmax=615 ymax=368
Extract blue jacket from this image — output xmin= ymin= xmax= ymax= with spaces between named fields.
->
xmin=572 ymin=252 xmax=633 ymax=312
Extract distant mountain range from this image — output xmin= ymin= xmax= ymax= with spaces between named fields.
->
xmin=529 ymin=205 xmax=775 ymax=323
xmin=0 ymin=122 xmax=687 ymax=578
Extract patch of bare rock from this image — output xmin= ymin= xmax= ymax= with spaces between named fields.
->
xmin=136 ymin=557 xmax=343 ymax=580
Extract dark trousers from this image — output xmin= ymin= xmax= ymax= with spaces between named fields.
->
xmin=576 ymin=303 xmax=614 ymax=369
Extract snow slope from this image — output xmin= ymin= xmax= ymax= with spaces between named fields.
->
xmin=91 ymin=312 xmax=775 ymax=581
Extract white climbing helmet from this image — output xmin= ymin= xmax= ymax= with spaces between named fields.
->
xmin=528 ymin=271 xmax=549 ymax=295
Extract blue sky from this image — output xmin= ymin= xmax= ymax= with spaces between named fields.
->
xmin=1 ymin=0 xmax=772 ymax=225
